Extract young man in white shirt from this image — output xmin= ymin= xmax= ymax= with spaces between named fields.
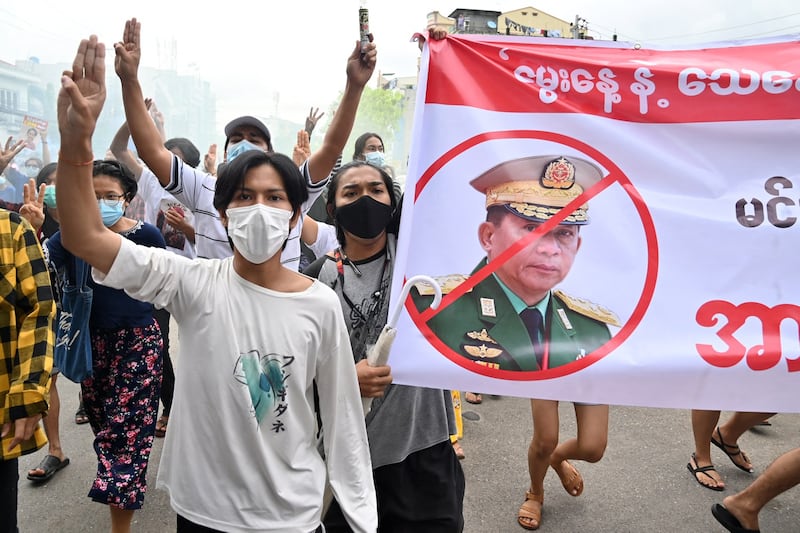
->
xmin=55 ymin=26 xmax=377 ymax=533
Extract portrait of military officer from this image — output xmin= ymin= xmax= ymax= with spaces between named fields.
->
xmin=412 ymin=155 xmax=620 ymax=372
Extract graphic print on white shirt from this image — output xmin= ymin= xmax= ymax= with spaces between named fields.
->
xmin=234 ymin=349 xmax=294 ymax=428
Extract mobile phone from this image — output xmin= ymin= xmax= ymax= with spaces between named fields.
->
xmin=359 ymin=5 xmax=369 ymax=53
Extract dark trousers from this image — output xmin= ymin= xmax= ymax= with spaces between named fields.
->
xmin=177 ymin=515 xmax=223 ymax=533
xmin=154 ymin=307 xmax=174 ymax=416
xmin=177 ymin=514 xmax=323 ymax=532
xmin=324 ymin=440 xmax=465 ymax=533
xmin=0 ymin=458 xmax=19 ymax=533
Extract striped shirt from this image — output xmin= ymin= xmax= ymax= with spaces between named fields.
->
xmin=165 ymin=154 xmax=327 ymax=269
xmin=0 ymin=209 xmax=54 ymax=460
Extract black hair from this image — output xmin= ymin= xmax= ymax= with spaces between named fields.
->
xmin=213 ymin=150 xmax=308 ymax=216
xmin=165 ymin=137 xmax=201 ymax=168
xmin=486 ymin=205 xmax=509 ymax=225
xmin=352 ymin=132 xmax=384 ymax=161
xmin=325 ymin=161 xmax=397 ymax=246
xmin=92 ymin=159 xmax=138 ymax=201
xmin=35 ymin=162 xmax=58 ymax=187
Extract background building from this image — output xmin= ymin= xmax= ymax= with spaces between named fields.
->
xmin=0 ymin=57 xmax=217 ymax=168
xmin=499 ymin=6 xmax=575 ymax=38
xmin=426 ymin=5 xmax=578 ymax=38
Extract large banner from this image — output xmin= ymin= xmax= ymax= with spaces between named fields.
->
xmin=389 ymin=33 xmax=800 ymax=412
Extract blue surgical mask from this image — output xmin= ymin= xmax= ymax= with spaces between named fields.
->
xmin=364 ymin=151 xmax=385 ymax=167
xmin=43 ymin=185 xmax=57 ymax=208
xmin=98 ymin=200 xmax=125 ymax=227
xmin=23 ymin=165 xmax=41 ymax=178
xmin=226 ymin=140 xmax=262 ymax=162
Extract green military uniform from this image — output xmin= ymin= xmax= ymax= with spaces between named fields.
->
xmin=412 ymin=154 xmax=619 ymax=371
xmin=411 ymin=260 xmax=619 ymax=371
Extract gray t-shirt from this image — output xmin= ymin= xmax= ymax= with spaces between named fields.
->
xmin=310 ymin=235 xmax=455 ymax=468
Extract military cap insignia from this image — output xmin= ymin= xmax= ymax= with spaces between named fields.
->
xmin=463 ymin=344 xmax=503 ymax=359
xmin=466 ymin=329 xmax=497 ymax=343
xmin=413 ymin=274 xmax=469 ymax=296
xmin=554 ymin=290 xmax=621 ymax=327
xmin=541 ymin=157 xmax=576 ymax=190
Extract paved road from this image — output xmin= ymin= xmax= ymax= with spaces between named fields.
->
xmin=16 ymin=334 xmax=800 ymax=531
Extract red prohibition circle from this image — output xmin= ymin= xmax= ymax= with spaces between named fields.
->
xmin=405 ymin=129 xmax=659 ymax=381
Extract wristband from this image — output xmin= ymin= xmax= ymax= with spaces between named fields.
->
xmin=58 ymin=152 xmax=94 ymax=166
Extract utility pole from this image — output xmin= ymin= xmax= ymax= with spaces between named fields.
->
xmin=572 ymin=15 xmax=588 ymax=39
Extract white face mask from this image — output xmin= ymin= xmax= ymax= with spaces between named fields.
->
xmin=226 ymin=204 xmax=292 ymax=264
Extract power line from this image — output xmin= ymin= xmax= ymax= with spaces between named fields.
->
xmin=645 ymin=11 xmax=800 ymax=41
xmin=735 ymin=23 xmax=800 ymax=39
xmin=590 ymin=11 xmax=800 ymax=43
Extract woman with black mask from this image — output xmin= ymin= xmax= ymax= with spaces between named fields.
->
xmin=305 ymin=161 xmax=465 ymax=532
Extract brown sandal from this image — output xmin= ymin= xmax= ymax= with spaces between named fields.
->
xmin=551 ymin=459 xmax=584 ymax=496
xmin=517 ymin=489 xmax=543 ymax=530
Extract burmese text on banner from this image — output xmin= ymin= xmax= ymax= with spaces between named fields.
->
xmin=389 ymin=33 xmax=800 ymax=412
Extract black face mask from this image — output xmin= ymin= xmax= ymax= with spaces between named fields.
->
xmin=334 ymin=195 xmax=394 ymax=239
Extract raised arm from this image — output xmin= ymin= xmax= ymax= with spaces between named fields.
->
xmin=40 ymin=124 xmax=52 ymax=165
xmin=292 ymin=129 xmax=311 ymax=167
xmin=148 ymin=98 xmax=167 ymax=143
xmin=109 ymin=119 xmax=144 ymax=179
xmin=114 ymin=19 xmax=173 ymax=186
xmin=56 ymin=34 xmax=121 ymax=274
xmin=18 ymin=178 xmax=46 ymax=231
xmin=305 ymin=107 xmax=324 ymax=137
xmin=0 ymin=137 xmax=25 ymax=176
xmin=306 ymin=39 xmax=376 ymax=183
xmin=204 ymin=143 xmax=217 ymax=176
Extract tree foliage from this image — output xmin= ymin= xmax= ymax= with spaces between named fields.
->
xmin=323 ymin=86 xmax=404 ymax=159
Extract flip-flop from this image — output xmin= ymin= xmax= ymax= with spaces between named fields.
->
xmin=452 ymin=440 xmax=465 ymax=460
xmin=711 ymin=503 xmax=760 ymax=533
xmin=465 ymin=392 xmax=482 ymax=404
xmin=27 ymin=455 xmax=70 ymax=482
xmin=711 ymin=426 xmax=754 ymax=473
xmin=74 ymin=406 xmax=89 ymax=425
xmin=687 ymin=453 xmax=724 ymax=491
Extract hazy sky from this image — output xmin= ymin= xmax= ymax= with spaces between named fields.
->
xmin=1 ymin=1 xmax=798 ymax=130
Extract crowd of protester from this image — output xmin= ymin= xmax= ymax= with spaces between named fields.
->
xmin=1 ymin=19 xmax=798 ymax=533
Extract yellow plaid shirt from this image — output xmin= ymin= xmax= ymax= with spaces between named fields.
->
xmin=0 ymin=209 xmax=54 ymax=461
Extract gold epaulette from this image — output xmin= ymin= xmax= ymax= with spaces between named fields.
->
xmin=413 ymin=274 xmax=470 ymax=296
xmin=554 ymin=290 xmax=621 ymax=327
